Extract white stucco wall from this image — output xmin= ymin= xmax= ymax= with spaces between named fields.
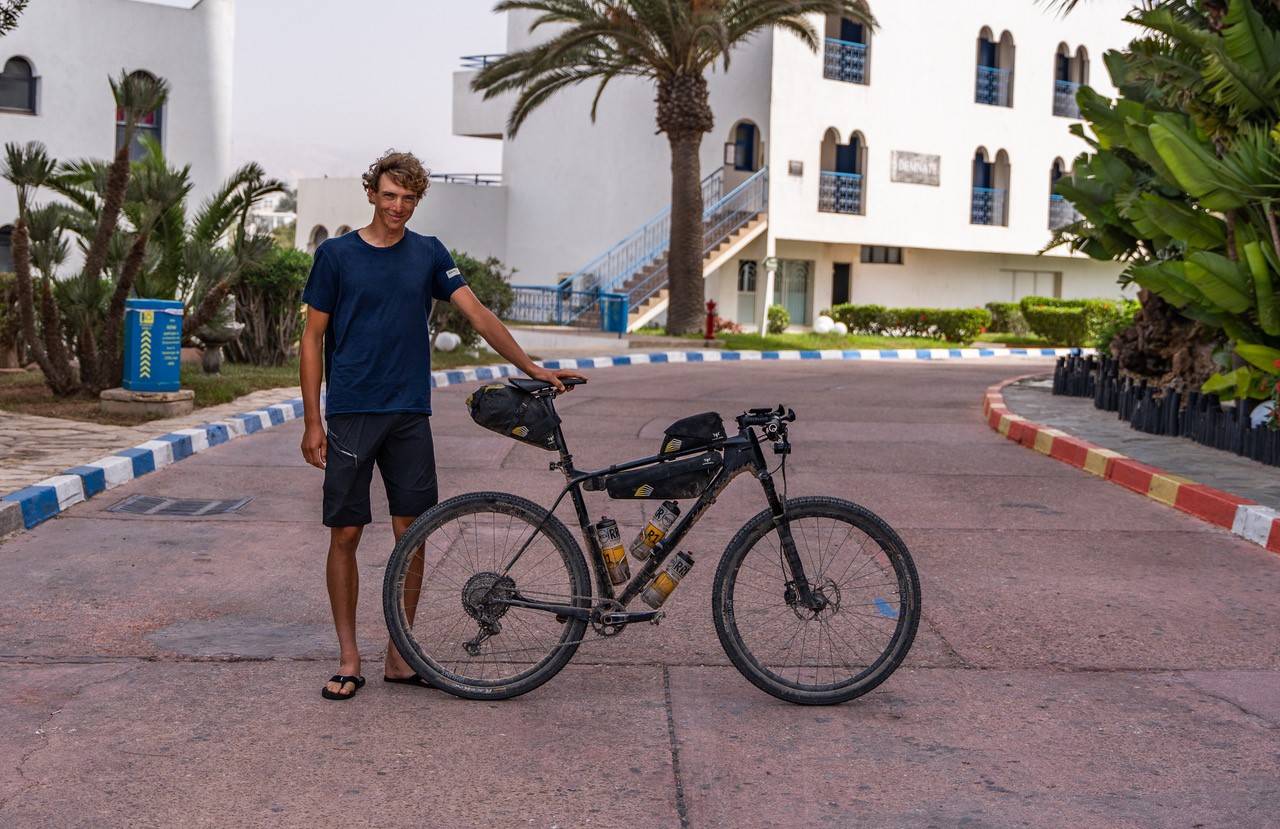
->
xmin=296 ymin=176 xmax=508 ymax=263
xmin=765 ymin=1 xmax=1134 ymax=257
xmin=0 ymin=0 xmax=235 ymax=230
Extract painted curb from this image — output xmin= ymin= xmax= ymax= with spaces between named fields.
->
xmin=982 ymin=377 xmax=1280 ymax=556
xmin=1 ymin=345 xmax=1078 ymax=536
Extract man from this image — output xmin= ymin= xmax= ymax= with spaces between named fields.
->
xmin=299 ymin=150 xmax=584 ymax=701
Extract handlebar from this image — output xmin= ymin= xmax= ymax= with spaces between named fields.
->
xmin=737 ymin=404 xmax=796 ymax=428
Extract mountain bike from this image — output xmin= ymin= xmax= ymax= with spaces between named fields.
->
xmin=383 ymin=378 xmax=920 ymax=705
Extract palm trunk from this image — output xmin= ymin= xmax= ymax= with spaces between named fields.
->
xmin=655 ymin=72 xmax=714 ymax=336
xmin=80 ymin=141 xmax=133 ymax=289
xmin=38 ymin=275 xmax=76 ymax=394
xmin=183 ymin=276 xmax=235 ymax=339
xmin=665 ymin=134 xmax=705 ymax=334
xmin=96 ymin=229 xmax=150 ymax=391
xmin=10 ymin=218 xmax=74 ymax=392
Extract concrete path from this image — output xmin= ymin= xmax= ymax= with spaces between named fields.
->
xmin=3 ymin=360 xmax=1278 ymax=828
xmin=1005 ymin=376 xmax=1280 ymax=509
xmin=0 ymin=386 xmax=302 ymax=494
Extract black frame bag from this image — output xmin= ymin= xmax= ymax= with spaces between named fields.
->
xmin=604 ymin=451 xmax=724 ymax=499
xmin=659 ymin=412 xmax=726 ymax=455
xmin=466 ymin=382 xmax=561 ymax=451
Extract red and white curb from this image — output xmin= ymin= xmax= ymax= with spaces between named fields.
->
xmin=983 ymin=377 xmax=1280 ymax=555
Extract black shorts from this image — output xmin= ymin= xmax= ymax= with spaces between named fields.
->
xmin=323 ymin=412 xmax=438 ymax=527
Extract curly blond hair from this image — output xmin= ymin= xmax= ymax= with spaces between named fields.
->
xmin=361 ymin=149 xmax=430 ymax=197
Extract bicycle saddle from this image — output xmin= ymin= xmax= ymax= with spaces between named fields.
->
xmin=509 ymin=377 xmax=587 ymax=395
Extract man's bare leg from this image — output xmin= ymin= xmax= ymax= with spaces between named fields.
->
xmin=325 ymin=525 xmax=364 ymax=697
xmin=384 ymin=514 xmax=426 ymax=679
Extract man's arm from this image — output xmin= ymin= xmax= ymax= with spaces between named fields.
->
xmin=449 ymin=287 xmax=587 ymax=392
xmin=299 ymin=306 xmax=329 ymax=468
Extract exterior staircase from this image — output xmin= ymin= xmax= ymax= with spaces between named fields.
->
xmin=510 ymin=166 xmax=768 ymax=333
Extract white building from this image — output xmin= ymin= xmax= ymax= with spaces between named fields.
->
xmin=248 ymin=191 xmax=296 ymax=235
xmin=297 ymin=1 xmax=1133 ymax=331
xmin=0 ymin=0 xmax=235 ymax=272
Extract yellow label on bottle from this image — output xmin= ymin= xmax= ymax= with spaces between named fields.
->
xmin=603 ymin=544 xmax=625 ymax=564
xmin=651 ymin=573 xmax=676 ymax=597
xmin=642 ymin=525 xmax=665 ymax=546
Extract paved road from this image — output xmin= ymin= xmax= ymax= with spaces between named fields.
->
xmin=3 ymin=360 xmax=1279 ymax=828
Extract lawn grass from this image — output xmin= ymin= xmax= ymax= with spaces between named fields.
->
xmin=0 ymin=348 xmax=516 ymax=426
xmin=975 ymin=332 xmax=1055 ymax=347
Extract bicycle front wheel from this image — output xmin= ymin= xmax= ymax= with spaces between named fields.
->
xmin=712 ymin=496 xmax=921 ymax=705
xmin=382 ymin=491 xmax=591 ymax=700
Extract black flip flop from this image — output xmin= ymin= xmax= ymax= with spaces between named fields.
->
xmin=321 ymin=674 xmax=365 ymax=701
xmin=383 ymin=673 xmax=433 ymax=689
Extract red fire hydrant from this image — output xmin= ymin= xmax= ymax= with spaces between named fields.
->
xmin=704 ymin=299 xmax=718 ymax=342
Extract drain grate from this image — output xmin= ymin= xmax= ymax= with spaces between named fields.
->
xmin=107 ymin=494 xmax=252 ymax=517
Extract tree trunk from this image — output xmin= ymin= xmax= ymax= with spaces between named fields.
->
xmin=10 ymin=218 xmax=74 ymax=392
xmin=665 ymin=134 xmax=705 ymax=335
xmin=1111 ymin=289 xmax=1220 ymax=389
xmin=184 ymin=276 xmax=235 ymax=339
xmin=95 ymin=230 xmax=150 ymax=391
xmin=80 ymin=142 xmax=133 ymax=290
xmin=655 ymin=72 xmax=714 ymax=336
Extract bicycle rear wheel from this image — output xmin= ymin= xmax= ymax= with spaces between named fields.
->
xmin=382 ymin=491 xmax=591 ymax=700
xmin=712 ymin=496 xmax=920 ymax=705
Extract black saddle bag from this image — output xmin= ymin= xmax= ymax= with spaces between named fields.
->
xmin=604 ymin=451 xmax=723 ymax=500
xmin=465 ymin=382 xmax=561 ymax=451
xmin=660 ymin=412 xmax=726 ymax=455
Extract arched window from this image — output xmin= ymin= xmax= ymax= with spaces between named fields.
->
xmin=0 ymin=224 xmax=13 ymax=272
xmin=115 ymin=71 xmax=164 ymax=161
xmin=976 ymin=29 xmax=1015 ymax=107
xmin=0 ymin=57 xmax=37 ymax=114
xmin=819 ymin=128 xmax=866 ymax=215
xmin=1048 ymin=158 xmax=1078 ymax=229
xmin=724 ymin=120 xmax=761 ymax=172
xmin=1053 ymin=44 xmax=1088 ymax=117
xmin=823 ymin=6 xmax=870 ymax=85
xmin=335 ymin=225 xmax=352 ymax=236
xmin=308 ymin=225 xmax=329 ymax=254
xmin=972 ymin=148 xmax=1010 ymax=226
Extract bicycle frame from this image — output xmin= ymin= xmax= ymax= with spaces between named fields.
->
xmin=494 ymin=417 xmax=823 ymax=622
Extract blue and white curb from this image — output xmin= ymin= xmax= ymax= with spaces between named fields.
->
xmin=0 ymin=398 xmax=306 ymax=534
xmin=2 ymin=346 xmax=1079 ymax=536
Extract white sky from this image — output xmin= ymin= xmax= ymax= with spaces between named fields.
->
xmin=230 ymin=0 xmax=506 ymax=186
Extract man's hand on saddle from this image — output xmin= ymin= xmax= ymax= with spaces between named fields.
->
xmin=527 ymin=366 xmax=588 ymax=394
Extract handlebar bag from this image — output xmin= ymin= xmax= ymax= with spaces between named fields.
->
xmin=605 ymin=451 xmax=723 ymax=500
xmin=465 ymin=382 xmax=561 ymax=451
xmin=660 ymin=412 xmax=726 ymax=455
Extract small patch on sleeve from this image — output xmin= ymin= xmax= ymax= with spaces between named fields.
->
xmin=446 ymin=267 xmax=461 ymax=278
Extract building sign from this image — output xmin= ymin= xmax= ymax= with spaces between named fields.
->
xmin=891 ymin=151 xmax=941 ymax=186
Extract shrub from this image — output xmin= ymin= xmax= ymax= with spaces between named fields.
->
xmin=1019 ymin=296 xmax=1137 ymax=347
xmin=435 ymin=250 xmax=516 ymax=348
xmin=766 ymin=304 xmax=790 ymax=334
xmin=0 ymin=272 xmax=21 ymax=367
xmin=226 ymin=246 xmax=312 ymax=366
xmin=1022 ymin=305 xmax=1088 ymax=346
xmin=985 ymin=301 xmax=1029 ymax=335
xmin=829 ymin=303 xmax=989 ymax=343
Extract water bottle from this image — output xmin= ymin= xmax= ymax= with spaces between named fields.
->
xmin=595 ymin=517 xmax=630 ymax=585
xmin=628 ymin=500 xmax=681 ymax=561
xmin=641 ymin=552 xmax=695 ymax=609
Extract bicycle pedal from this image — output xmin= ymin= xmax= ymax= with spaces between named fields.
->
xmin=649 ymin=612 xmax=664 ymax=625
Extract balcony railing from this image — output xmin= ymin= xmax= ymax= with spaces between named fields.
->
xmin=823 ymin=38 xmax=868 ymax=85
xmin=818 ymin=171 xmax=864 ymax=215
xmin=976 ymin=65 xmax=1012 ymax=107
xmin=1048 ymin=194 xmax=1081 ymax=229
xmin=508 ymin=285 xmax=628 ymax=333
xmin=429 ymin=172 xmax=502 ymax=186
xmin=971 ymin=186 xmax=1008 ymax=225
xmin=460 ymin=54 xmax=506 ymax=70
xmin=1053 ymin=80 xmax=1081 ymax=118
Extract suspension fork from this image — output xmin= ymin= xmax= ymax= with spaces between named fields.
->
xmin=750 ymin=431 xmax=825 ymax=611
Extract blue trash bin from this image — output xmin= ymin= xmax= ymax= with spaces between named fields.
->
xmin=122 ymin=298 xmax=184 ymax=392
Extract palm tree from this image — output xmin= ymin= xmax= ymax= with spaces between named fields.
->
xmin=1 ymin=141 xmax=77 ymax=394
xmin=473 ymin=0 xmax=874 ymax=334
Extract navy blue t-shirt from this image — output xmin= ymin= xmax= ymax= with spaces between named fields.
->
xmin=302 ymin=229 xmax=467 ymax=415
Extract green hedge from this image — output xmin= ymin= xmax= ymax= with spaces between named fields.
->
xmin=767 ymin=304 xmax=790 ymax=334
xmin=1018 ymin=296 xmax=1138 ymax=347
xmin=984 ymin=301 xmax=1029 ymax=335
xmin=829 ymin=304 xmax=991 ymax=344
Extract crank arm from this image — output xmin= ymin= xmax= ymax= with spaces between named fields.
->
xmin=599 ymin=609 xmax=663 ymax=626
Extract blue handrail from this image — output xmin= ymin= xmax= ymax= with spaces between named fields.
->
xmin=818 ymin=170 xmax=863 ymax=214
xmin=971 ymin=187 xmax=1008 ymax=225
xmin=976 ymin=65 xmax=1012 ymax=106
xmin=460 ymin=54 xmax=505 ymax=69
xmin=1053 ymin=79 xmax=1081 ymax=118
xmin=508 ymin=285 xmax=629 ymax=334
xmin=556 ymin=168 xmax=724 ymax=295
